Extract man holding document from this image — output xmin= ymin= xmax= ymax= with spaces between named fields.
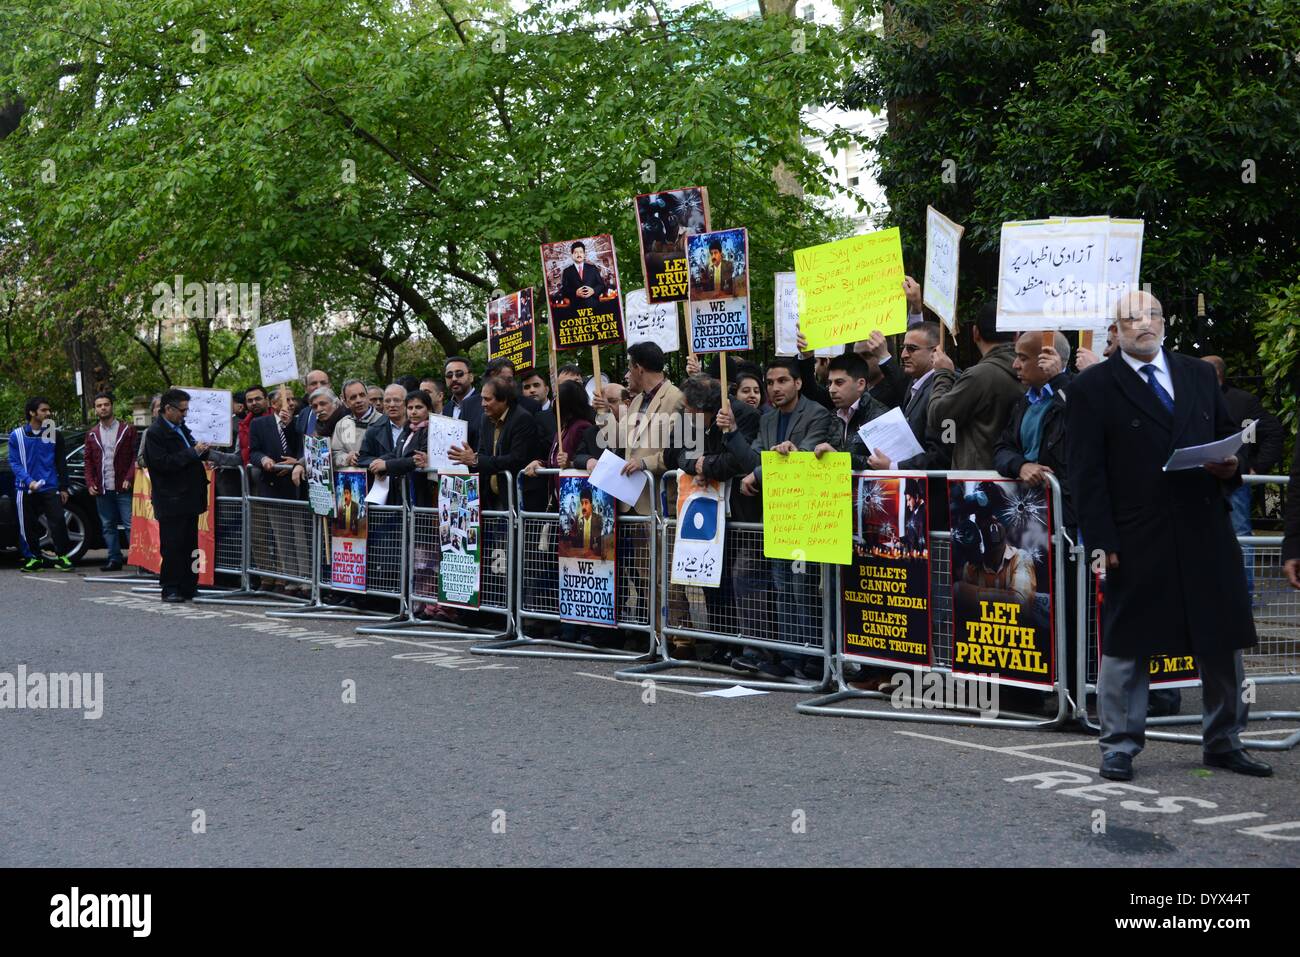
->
xmin=1067 ymin=290 xmax=1269 ymax=781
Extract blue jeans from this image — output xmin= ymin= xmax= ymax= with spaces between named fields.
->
xmin=96 ymin=491 xmax=133 ymax=562
xmin=1229 ymin=484 xmax=1253 ymax=598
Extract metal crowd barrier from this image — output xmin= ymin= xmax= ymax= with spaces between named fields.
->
xmin=271 ymin=480 xmax=408 ymax=622
xmin=615 ymin=470 xmax=833 ymax=692
xmin=358 ymin=469 xmax=515 ymax=640
xmin=1080 ymin=473 xmax=1300 ymax=750
xmin=797 ymin=471 xmax=1073 ymax=728
xmin=471 ymin=468 xmax=657 ymax=661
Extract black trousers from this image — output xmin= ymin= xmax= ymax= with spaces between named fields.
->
xmin=159 ymin=513 xmax=200 ymax=596
xmin=18 ymin=488 xmax=70 ymax=559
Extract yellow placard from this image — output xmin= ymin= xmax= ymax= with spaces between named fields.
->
xmin=761 ymin=451 xmax=852 ymax=565
xmin=793 ymin=228 xmax=907 ymax=350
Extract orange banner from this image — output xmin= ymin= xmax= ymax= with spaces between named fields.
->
xmin=127 ymin=468 xmax=215 ymax=585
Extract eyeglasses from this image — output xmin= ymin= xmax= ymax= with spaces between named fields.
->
xmin=901 ymin=343 xmax=933 ymax=354
xmin=447 ymin=370 xmax=468 ymax=378
xmin=1117 ymin=313 xmax=1160 ymax=327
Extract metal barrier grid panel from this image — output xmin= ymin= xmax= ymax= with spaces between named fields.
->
xmin=214 ymin=496 xmax=244 ymax=576
xmin=410 ymin=508 xmax=511 ymax=612
xmin=247 ymin=497 xmax=314 ymax=585
xmin=662 ymin=520 xmax=824 ymax=648
xmin=1085 ymin=539 xmax=1300 ymax=687
xmin=518 ymin=512 xmax=652 ymax=628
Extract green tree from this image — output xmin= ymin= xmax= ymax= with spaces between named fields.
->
xmin=848 ymin=0 xmax=1300 ymax=392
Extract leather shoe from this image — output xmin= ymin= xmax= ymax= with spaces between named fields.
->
xmin=1099 ymin=751 xmax=1133 ymax=781
xmin=101 ymin=560 xmax=124 ymax=572
xmin=1203 ymin=749 xmax=1273 ymax=777
xmin=161 ymin=593 xmax=185 ymax=604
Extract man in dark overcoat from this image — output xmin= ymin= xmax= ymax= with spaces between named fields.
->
xmin=1067 ymin=290 xmax=1270 ymax=780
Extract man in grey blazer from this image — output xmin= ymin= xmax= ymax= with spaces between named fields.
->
xmin=718 ymin=358 xmax=836 ymax=678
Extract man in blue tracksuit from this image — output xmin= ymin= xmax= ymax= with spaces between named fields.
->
xmin=8 ymin=396 xmax=74 ymax=572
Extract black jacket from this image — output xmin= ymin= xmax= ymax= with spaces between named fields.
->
xmin=143 ymin=420 xmax=209 ymax=519
xmin=358 ymin=416 xmax=404 ymax=467
xmin=447 ymin=390 xmax=483 ymax=450
xmin=1222 ymin=384 xmax=1284 ymax=475
xmin=668 ymin=399 xmax=762 ymax=522
xmin=994 ymin=372 xmax=1074 ymax=528
xmin=382 ymin=425 xmax=430 ymax=507
xmin=474 ymin=403 xmax=540 ymax=510
xmin=1283 ymin=440 xmax=1300 ymax=563
xmin=896 ymin=372 xmax=951 ymax=472
xmin=248 ymin=414 xmax=304 ymax=498
xmin=1067 ymin=349 xmax=1253 ymax=658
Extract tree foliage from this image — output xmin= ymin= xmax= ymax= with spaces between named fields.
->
xmin=848 ymin=0 xmax=1300 ymax=392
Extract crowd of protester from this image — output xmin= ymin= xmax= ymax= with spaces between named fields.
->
xmin=9 ymin=276 xmax=1291 ymax=712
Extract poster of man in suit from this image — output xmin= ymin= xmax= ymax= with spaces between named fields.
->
xmin=541 ymin=234 xmax=625 ymax=350
xmin=633 ymin=187 xmax=711 ymax=303
xmin=331 ymin=468 xmax=368 ymax=591
xmin=947 ymin=479 xmax=1054 ymax=688
xmin=687 ymin=227 xmax=751 ymax=352
xmin=841 ymin=473 xmax=932 ymax=669
xmin=557 ymin=473 xmax=618 ymax=628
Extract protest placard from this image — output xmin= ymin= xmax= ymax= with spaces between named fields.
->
xmin=793 ymin=228 xmax=907 ymax=350
xmin=687 ymin=228 xmax=751 ymax=353
xmin=540 ymin=235 xmax=625 ymax=350
xmin=487 ymin=287 xmax=537 ymax=372
xmin=330 ymin=469 xmax=368 ymax=591
xmin=760 ymin=451 xmax=852 ymax=565
xmin=624 ymin=289 xmax=680 ymax=354
xmin=557 ymin=472 xmax=618 ymax=628
xmin=305 ymin=435 xmax=334 ymax=517
xmin=425 ymin=417 xmax=469 ymax=473
xmin=841 ymin=474 xmax=932 ymax=668
xmin=671 ymin=473 xmax=725 ymax=587
xmin=995 ymin=217 xmax=1112 ymax=331
xmin=438 ymin=473 xmax=481 ymax=608
xmin=774 ymin=271 xmax=838 ymax=358
xmin=948 ymin=478 xmax=1054 ymax=688
xmin=254 ymin=320 xmax=298 ymax=386
xmin=922 ymin=207 xmax=964 ymax=333
xmin=633 ymin=187 xmax=711 ymax=303
xmin=179 ymin=388 xmax=231 ymax=446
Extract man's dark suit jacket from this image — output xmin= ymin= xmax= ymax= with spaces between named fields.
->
xmin=475 ymin=403 xmax=540 ymax=511
xmin=567 ymin=510 xmax=604 ymax=554
xmin=358 ymin=417 xmax=403 ymax=467
xmin=448 ymin=390 xmax=483 ymax=451
xmin=143 ymin=420 xmax=209 ymax=519
xmin=1067 ymin=349 xmax=1254 ymax=660
xmin=248 ymin=414 xmax=304 ymax=498
xmin=560 ymin=262 xmax=607 ymax=310
xmin=694 ymin=259 xmax=735 ymax=295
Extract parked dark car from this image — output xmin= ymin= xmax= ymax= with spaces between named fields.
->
xmin=0 ymin=426 xmax=140 ymax=564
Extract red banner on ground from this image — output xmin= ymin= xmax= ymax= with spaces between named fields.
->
xmin=127 ymin=468 xmax=215 ymax=585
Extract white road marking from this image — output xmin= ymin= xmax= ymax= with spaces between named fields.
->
xmin=574 ymin=671 xmax=703 ymax=697
xmin=27 ymin=576 xmax=69 ymax=583
xmin=894 ymin=730 xmax=1097 ymax=772
xmin=997 ymin=739 xmax=1099 ymax=751
xmin=1192 ymin=812 xmax=1268 ymax=825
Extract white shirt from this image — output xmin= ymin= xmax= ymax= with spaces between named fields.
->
xmin=1121 ymin=347 xmax=1175 ymax=401
xmin=451 ymin=387 xmax=477 ymax=420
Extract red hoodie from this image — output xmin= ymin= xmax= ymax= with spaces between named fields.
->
xmin=83 ymin=420 xmax=140 ymax=493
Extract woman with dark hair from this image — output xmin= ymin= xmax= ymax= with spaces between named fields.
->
xmin=522 ymin=380 xmax=596 ymax=510
xmin=733 ymin=366 xmax=766 ymax=411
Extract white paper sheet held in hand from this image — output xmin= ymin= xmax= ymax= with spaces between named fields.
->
xmin=588 ymin=450 xmax=648 ymax=508
xmin=365 ymin=475 xmax=390 ymax=505
xmin=1163 ymin=429 xmax=1246 ymax=472
xmin=856 ymin=406 xmax=924 ymax=465
xmin=425 ymin=417 xmax=469 ymax=473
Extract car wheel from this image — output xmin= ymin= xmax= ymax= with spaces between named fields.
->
xmin=39 ymin=503 xmax=90 ymax=563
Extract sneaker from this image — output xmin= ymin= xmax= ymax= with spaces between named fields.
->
xmin=730 ymin=651 xmax=762 ymax=674
xmin=20 ymin=557 xmax=44 ymax=573
xmin=52 ymin=555 xmax=75 ymax=572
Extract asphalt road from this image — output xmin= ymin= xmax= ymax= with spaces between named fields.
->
xmin=2 ymin=553 xmax=1298 ymax=868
